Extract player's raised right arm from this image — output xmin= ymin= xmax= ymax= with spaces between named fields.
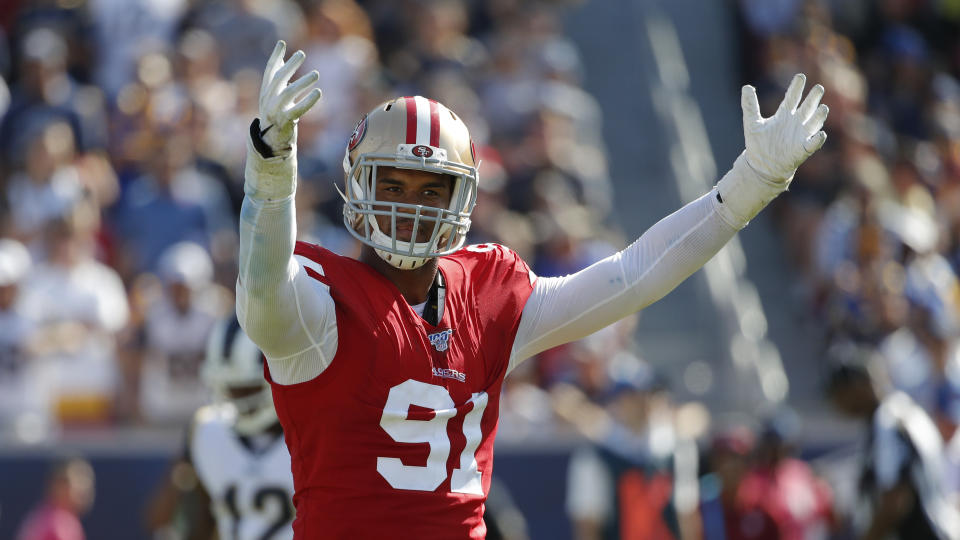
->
xmin=237 ymin=41 xmax=336 ymax=384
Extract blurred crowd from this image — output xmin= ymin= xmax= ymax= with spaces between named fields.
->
xmin=4 ymin=0 xmax=960 ymax=538
xmin=733 ymin=0 xmax=960 ymax=538
xmin=740 ymin=0 xmax=960 ymax=444
xmin=0 ymin=0 xmax=622 ymax=440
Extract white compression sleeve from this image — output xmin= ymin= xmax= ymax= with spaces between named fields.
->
xmin=508 ymin=187 xmax=738 ymax=372
xmin=236 ymin=137 xmax=338 ymax=385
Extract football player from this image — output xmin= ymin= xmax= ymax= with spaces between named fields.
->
xmin=236 ymin=40 xmax=829 ymax=538
xmin=826 ymin=345 xmax=960 ymax=540
xmin=147 ymin=315 xmax=294 ymax=540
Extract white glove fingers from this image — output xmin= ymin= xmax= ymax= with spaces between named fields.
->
xmin=288 ymin=88 xmax=322 ymax=120
xmin=266 ymin=50 xmax=307 ymax=102
xmin=806 ymin=104 xmax=829 ymax=134
xmin=777 ymin=73 xmax=806 ymax=115
xmin=279 ymin=70 xmax=320 ymax=107
xmin=741 ymin=85 xmax=762 ymax=125
xmin=803 ymin=131 xmax=827 ymax=155
xmin=797 ymin=84 xmax=824 ymax=123
xmin=261 ymin=41 xmax=287 ymax=99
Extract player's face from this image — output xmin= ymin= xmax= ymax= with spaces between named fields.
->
xmin=374 ymin=167 xmax=453 ymax=243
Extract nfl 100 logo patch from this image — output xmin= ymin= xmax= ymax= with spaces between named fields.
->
xmin=427 ymin=329 xmax=454 ymax=352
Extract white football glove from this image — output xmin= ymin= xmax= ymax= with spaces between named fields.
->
xmin=742 ymin=73 xmax=828 ymax=183
xmin=714 ymin=73 xmax=829 ymax=229
xmin=256 ymin=40 xmax=322 ymax=157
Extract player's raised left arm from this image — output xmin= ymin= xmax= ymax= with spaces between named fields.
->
xmin=509 ymin=74 xmax=828 ymax=369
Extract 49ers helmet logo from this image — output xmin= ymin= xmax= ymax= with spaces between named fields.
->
xmin=411 ymin=145 xmax=434 ymax=158
xmin=348 ymin=115 xmax=367 ymax=151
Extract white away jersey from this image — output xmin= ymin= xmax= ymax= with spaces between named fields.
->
xmin=189 ymin=405 xmax=295 ymax=540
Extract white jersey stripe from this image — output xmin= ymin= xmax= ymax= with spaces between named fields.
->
xmin=414 ymin=96 xmax=432 ymax=144
xmin=295 ymin=254 xmax=325 ymax=276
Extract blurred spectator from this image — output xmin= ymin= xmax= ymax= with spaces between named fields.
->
xmin=18 ymin=201 xmax=129 ymax=426
xmin=135 ymin=242 xmax=225 ymax=426
xmin=738 ymin=0 xmax=803 ymax=37
xmin=0 ymin=238 xmax=42 ymax=435
xmin=561 ymin=361 xmax=700 ymax=540
xmin=184 ymin=0 xmax=278 ymax=78
xmin=531 ymin=193 xmax=616 ymax=279
xmin=86 ymin=0 xmax=188 ymax=98
xmin=111 ymin=135 xmax=214 ymax=275
xmin=698 ymin=427 xmax=779 ymax=540
xmin=484 ymin=476 xmax=531 ymax=540
xmin=826 ymin=343 xmax=960 ymax=539
xmin=0 ymin=26 xmax=107 ymax=163
xmin=738 ymin=409 xmax=835 ymax=540
xmin=174 ymin=30 xmax=242 ymax=168
xmin=5 ymin=119 xmax=83 ymax=249
xmin=15 ymin=457 xmax=95 ymax=540
xmin=299 ymin=0 xmax=378 ymax=166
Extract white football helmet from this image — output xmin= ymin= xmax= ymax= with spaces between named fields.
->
xmin=201 ymin=316 xmax=277 ymax=435
xmin=339 ymin=96 xmax=479 ymax=269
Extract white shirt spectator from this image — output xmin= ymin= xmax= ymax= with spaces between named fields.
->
xmin=0 ymin=309 xmax=42 ymax=429
xmin=879 ymin=328 xmax=937 ymax=413
xmin=0 ymin=238 xmax=46 ymax=433
xmin=5 ymin=167 xmax=82 ymax=240
xmin=18 ymin=257 xmax=129 ymax=419
xmin=139 ymin=241 xmax=224 ymax=424
xmin=139 ymin=294 xmax=219 ymax=424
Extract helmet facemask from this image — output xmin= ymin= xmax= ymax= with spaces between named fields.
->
xmin=218 ymin=382 xmax=278 ymax=436
xmin=339 ymin=147 xmax=477 ymax=269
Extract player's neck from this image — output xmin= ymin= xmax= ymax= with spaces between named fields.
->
xmin=361 ymin=248 xmax=438 ymax=305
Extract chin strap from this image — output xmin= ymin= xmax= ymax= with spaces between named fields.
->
xmin=422 ymin=270 xmax=445 ymax=326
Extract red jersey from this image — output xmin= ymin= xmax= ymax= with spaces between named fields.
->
xmin=266 ymin=242 xmax=535 ymax=539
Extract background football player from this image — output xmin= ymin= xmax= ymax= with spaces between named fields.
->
xmin=147 ymin=315 xmax=294 ymax=540
xmin=826 ymin=343 xmax=960 ymax=540
xmin=236 ymin=40 xmax=828 ymax=538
